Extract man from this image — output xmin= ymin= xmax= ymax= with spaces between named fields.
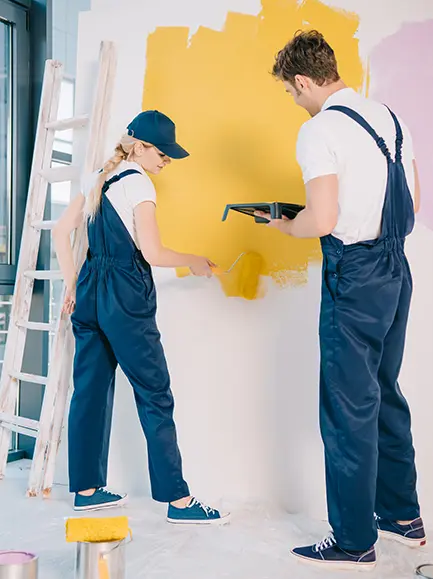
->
xmin=257 ymin=30 xmax=424 ymax=571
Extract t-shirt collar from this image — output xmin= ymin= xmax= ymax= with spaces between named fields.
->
xmin=321 ymin=87 xmax=357 ymax=111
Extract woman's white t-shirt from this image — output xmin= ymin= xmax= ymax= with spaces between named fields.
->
xmin=81 ymin=161 xmax=156 ymax=248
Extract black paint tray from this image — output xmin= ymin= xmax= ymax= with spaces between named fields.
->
xmin=222 ymin=202 xmax=305 ymax=224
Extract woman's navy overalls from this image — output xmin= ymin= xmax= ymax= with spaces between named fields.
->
xmin=69 ymin=169 xmax=190 ymax=502
xmin=319 ymin=106 xmax=420 ymax=550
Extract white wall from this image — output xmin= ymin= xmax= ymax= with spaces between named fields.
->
xmin=69 ymin=0 xmax=433 ymax=524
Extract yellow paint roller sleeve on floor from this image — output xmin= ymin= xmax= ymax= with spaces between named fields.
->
xmin=65 ymin=516 xmax=129 ymax=543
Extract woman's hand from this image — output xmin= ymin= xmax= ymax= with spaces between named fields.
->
xmin=62 ymin=283 xmax=76 ymax=315
xmin=53 ymin=193 xmax=85 ymax=315
xmin=190 ymin=256 xmax=216 ymax=278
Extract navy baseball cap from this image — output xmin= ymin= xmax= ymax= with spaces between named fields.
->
xmin=126 ymin=110 xmax=189 ymax=159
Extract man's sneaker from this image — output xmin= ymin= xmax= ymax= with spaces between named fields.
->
xmin=167 ymin=497 xmax=230 ymax=525
xmin=291 ymin=533 xmax=377 ymax=571
xmin=376 ymin=515 xmax=427 ymax=547
xmin=74 ymin=489 xmax=128 ymax=511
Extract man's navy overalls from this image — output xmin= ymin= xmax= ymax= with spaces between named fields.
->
xmin=69 ymin=169 xmax=190 ymax=502
xmin=319 ymin=105 xmax=420 ymax=551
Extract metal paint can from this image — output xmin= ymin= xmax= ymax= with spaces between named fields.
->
xmin=0 ymin=551 xmax=38 ymax=579
xmin=75 ymin=540 xmax=126 ymax=579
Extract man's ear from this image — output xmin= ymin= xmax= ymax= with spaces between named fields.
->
xmin=294 ymin=75 xmax=306 ymax=91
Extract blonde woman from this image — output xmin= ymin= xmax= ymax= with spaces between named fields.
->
xmin=54 ymin=110 xmax=229 ymax=524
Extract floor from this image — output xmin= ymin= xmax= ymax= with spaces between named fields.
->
xmin=1 ymin=460 xmax=432 ymax=578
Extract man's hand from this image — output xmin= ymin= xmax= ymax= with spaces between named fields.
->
xmin=254 ymin=211 xmax=293 ymax=235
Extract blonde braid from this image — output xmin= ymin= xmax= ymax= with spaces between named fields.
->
xmin=85 ymin=134 xmax=140 ymax=220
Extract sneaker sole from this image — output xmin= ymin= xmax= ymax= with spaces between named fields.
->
xmin=290 ymin=550 xmax=377 ymax=572
xmin=166 ymin=513 xmax=231 ymax=526
xmin=74 ymin=496 xmax=128 ymax=512
xmin=378 ymin=529 xmax=427 ymax=548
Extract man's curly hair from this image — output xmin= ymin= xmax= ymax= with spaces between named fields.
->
xmin=273 ymin=30 xmax=340 ymax=86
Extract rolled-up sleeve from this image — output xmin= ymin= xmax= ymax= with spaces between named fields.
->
xmin=296 ymin=120 xmax=338 ymax=184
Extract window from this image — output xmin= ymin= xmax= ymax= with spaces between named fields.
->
xmin=0 ymin=0 xmax=30 ymax=456
xmin=0 ymin=293 xmax=12 ymax=368
xmin=0 ymin=19 xmax=12 ymax=265
xmin=0 ymin=0 xmax=30 ymax=286
xmin=0 ymin=292 xmax=16 ymax=450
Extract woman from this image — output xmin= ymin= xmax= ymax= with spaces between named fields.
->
xmin=54 ymin=110 xmax=229 ymax=525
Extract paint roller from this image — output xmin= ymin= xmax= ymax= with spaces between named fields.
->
xmin=213 ymin=251 xmax=263 ymax=300
xmin=177 ymin=251 xmax=263 ymax=300
xmin=177 ymin=201 xmax=303 ymax=299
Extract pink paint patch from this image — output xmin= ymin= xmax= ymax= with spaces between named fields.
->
xmin=370 ymin=20 xmax=433 ymax=230
xmin=0 ymin=551 xmax=36 ymax=565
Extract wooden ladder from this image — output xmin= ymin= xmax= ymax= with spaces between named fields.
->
xmin=0 ymin=40 xmax=117 ymax=497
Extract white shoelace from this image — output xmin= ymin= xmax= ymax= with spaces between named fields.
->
xmin=99 ymin=488 xmax=121 ymax=499
xmin=188 ymin=498 xmax=216 ymax=516
xmin=313 ymin=533 xmax=336 ymax=552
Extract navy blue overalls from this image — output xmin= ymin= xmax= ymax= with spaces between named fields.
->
xmin=319 ymin=106 xmax=420 ymax=551
xmin=69 ymin=169 xmax=190 ymax=502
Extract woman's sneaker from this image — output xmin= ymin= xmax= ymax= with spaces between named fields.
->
xmin=376 ymin=515 xmax=427 ymax=547
xmin=74 ymin=489 xmax=128 ymax=511
xmin=167 ymin=497 xmax=230 ymax=525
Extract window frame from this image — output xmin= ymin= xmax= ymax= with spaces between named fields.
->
xmin=0 ymin=0 xmax=30 ymax=285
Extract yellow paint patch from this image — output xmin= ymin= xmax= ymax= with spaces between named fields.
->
xmin=143 ymin=0 xmax=364 ymax=298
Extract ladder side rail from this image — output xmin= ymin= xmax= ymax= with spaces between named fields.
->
xmin=0 ymin=61 xmax=64 ymax=476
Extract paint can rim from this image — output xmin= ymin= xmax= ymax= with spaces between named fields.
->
xmin=0 ymin=550 xmax=38 ymax=567
xmin=416 ymin=563 xmax=433 ymax=577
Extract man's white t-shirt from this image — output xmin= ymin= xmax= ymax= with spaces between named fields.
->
xmin=81 ymin=161 xmax=156 ymax=248
xmin=296 ymin=88 xmax=415 ymax=245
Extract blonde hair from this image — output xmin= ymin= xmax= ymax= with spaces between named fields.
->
xmin=85 ymin=134 xmax=153 ymax=219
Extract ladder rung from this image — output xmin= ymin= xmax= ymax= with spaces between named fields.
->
xmin=45 ymin=114 xmax=89 ymax=131
xmin=0 ymin=423 xmax=38 ymax=439
xmin=39 ymin=165 xmax=80 ymax=183
xmin=3 ymin=425 xmax=38 ymax=438
xmin=16 ymin=321 xmax=56 ymax=332
xmin=31 ymin=220 xmax=57 ymax=230
xmin=0 ymin=413 xmax=39 ymax=437
xmin=10 ymin=372 xmax=48 ymax=385
xmin=24 ymin=270 xmax=63 ymax=280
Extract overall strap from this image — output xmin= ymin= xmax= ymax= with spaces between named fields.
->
xmin=384 ymin=106 xmax=403 ymax=163
xmin=326 ymin=105 xmax=392 ymax=162
xmin=101 ymin=169 xmax=142 ymax=193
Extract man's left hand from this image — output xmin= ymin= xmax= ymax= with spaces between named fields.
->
xmin=254 ymin=211 xmax=292 ymax=235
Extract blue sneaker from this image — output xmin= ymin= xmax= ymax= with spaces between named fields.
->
xmin=74 ymin=489 xmax=128 ymax=512
xmin=376 ymin=515 xmax=427 ymax=547
xmin=167 ymin=497 xmax=230 ymax=525
xmin=291 ymin=533 xmax=377 ymax=571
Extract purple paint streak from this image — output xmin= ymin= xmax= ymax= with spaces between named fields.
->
xmin=370 ymin=20 xmax=433 ymax=230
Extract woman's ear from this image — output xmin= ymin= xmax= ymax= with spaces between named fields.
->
xmin=133 ymin=142 xmax=143 ymax=156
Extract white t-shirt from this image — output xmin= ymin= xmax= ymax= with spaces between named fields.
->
xmin=296 ymin=88 xmax=415 ymax=244
xmin=81 ymin=161 xmax=156 ymax=248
